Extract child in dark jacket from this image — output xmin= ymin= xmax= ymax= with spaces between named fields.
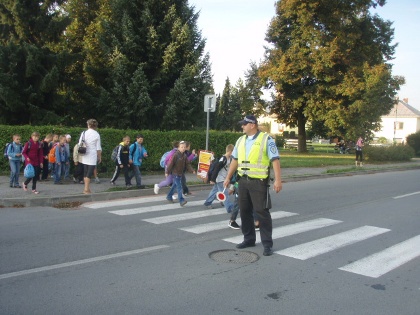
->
xmin=22 ymin=132 xmax=44 ymax=194
xmin=110 ymin=136 xmax=132 ymax=187
xmin=165 ymin=141 xmax=195 ymax=206
xmin=54 ymin=135 xmax=70 ymax=184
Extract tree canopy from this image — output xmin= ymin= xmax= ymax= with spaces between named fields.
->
xmin=0 ymin=0 xmax=213 ymax=129
xmin=260 ymin=0 xmax=404 ymax=149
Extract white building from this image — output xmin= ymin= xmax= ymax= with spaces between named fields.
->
xmin=373 ymin=99 xmax=420 ymax=144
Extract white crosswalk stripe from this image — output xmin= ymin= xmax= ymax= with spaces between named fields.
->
xmin=143 ymin=208 xmax=226 ymax=224
xmin=180 ymin=211 xmax=298 ymax=234
xmin=275 ymin=226 xmax=390 ymax=260
xmin=339 ymin=235 xmax=420 ymax=278
xmin=108 ymin=200 xmax=205 ymax=216
xmin=93 ymin=197 xmax=419 ymax=278
xmin=223 ymin=218 xmax=342 ymax=244
xmin=84 ymin=196 xmax=165 ymax=209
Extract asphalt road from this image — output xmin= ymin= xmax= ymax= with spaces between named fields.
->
xmin=1 ymin=170 xmax=419 ymax=314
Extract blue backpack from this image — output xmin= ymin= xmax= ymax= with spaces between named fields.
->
xmin=3 ymin=143 xmax=12 ymax=160
xmin=159 ymin=150 xmax=171 ymax=168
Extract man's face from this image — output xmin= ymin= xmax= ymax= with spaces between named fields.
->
xmin=241 ymin=122 xmax=254 ymax=134
xmin=124 ymin=139 xmax=130 ymax=146
xmin=137 ymin=138 xmax=144 ymax=144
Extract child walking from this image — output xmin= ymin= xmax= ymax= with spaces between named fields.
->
xmin=110 ymin=136 xmax=132 ymax=187
xmin=165 ymin=141 xmax=195 ymax=206
xmin=129 ymin=134 xmax=148 ymax=188
xmin=7 ymin=134 xmax=23 ymax=188
xmin=22 ymin=132 xmax=43 ymax=194
xmin=54 ymin=135 xmax=70 ymax=184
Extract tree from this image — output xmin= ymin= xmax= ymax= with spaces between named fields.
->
xmin=0 ymin=0 xmax=72 ymax=125
xmin=77 ymin=0 xmax=212 ymax=129
xmin=260 ymin=0 xmax=404 ymax=151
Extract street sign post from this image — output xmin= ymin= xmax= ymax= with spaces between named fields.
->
xmin=204 ymin=94 xmax=216 ymax=150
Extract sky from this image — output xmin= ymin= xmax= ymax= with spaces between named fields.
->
xmin=189 ymin=0 xmax=420 ymax=110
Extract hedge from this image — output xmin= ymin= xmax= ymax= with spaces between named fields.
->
xmin=1 ymin=125 xmax=241 ymax=174
xmin=363 ymin=144 xmax=415 ymax=162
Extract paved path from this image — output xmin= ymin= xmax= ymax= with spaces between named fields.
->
xmin=1 ymin=160 xmax=419 ymax=207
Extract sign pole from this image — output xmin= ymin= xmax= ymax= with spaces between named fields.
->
xmin=204 ymin=94 xmax=216 ymax=151
xmin=206 ymin=96 xmax=212 ymax=150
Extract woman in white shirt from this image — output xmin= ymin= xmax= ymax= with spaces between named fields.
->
xmin=78 ymin=119 xmax=102 ymax=194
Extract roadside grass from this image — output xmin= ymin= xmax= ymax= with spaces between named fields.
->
xmin=280 ymin=151 xmax=355 ymax=168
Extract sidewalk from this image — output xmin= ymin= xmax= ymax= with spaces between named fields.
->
xmin=1 ymin=160 xmax=420 ymax=207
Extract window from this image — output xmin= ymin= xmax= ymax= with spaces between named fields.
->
xmin=394 ymin=122 xmax=404 ymax=130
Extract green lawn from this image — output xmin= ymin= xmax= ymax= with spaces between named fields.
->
xmin=279 ymin=151 xmax=355 ymax=168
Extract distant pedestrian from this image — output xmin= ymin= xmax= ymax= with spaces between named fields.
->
xmin=73 ymin=143 xmax=84 ymax=184
xmin=54 ymin=135 xmax=70 ymax=184
xmin=154 ymin=141 xmax=179 ymax=195
xmin=22 ymin=132 xmax=44 ymax=194
xmin=182 ymin=141 xmax=197 ymax=195
xmin=64 ymin=134 xmax=72 ymax=180
xmin=165 ymin=141 xmax=195 ymax=206
xmin=110 ymin=136 xmax=132 ymax=188
xmin=129 ymin=134 xmax=148 ymax=188
xmin=6 ymin=134 xmax=23 ymax=188
xmin=355 ymin=136 xmax=364 ymax=166
xmin=41 ymin=134 xmax=53 ymax=181
xmin=78 ymin=119 xmax=102 ymax=194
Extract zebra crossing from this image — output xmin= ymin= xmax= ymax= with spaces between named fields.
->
xmin=84 ymin=197 xmax=420 ymax=278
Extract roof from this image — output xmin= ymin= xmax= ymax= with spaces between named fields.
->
xmin=382 ymin=100 xmax=420 ymax=118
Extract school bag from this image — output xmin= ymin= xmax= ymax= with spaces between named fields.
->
xmin=111 ymin=145 xmax=121 ymax=162
xmin=3 ymin=143 xmax=12 ymax=160
xmin=159 ymin=150 xmax=172 ymax=168
xmin=48 ymin=143 xmax=59 ymax=163
xmin=205 ymin=156 xmax=227 ymax=183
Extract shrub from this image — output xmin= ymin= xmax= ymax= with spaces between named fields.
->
xmin=406 ymin=130 xmax=420 ymax=156
xmin=364 ymin=144 xmax=415 ymax=162
xmin=275 ymin=135 xmax=285 ymax=148
xmin=0 ymin=125 xmax=241 ymax=174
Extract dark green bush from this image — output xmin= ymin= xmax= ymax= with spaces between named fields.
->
xmin=364 ymin=144 xmax=415 ymax=162
xmin=275 ymin=135 xmax=285 ymax=148
xmin=406 ymin=130 xmax=420 ymax=157
xmin=1 ymin=125 xmax=241 ymax=174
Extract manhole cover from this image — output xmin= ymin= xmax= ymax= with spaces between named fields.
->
xmin=209 ymin=249 xmax=259 ymax=263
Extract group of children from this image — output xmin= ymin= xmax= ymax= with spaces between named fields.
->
xmin=110 ymin=134 xmax=148 ymax=188
xmin=5 ymin=132 xmax=100 ymax=194
xmin=6 ymin=133 xmax=243 ymax=229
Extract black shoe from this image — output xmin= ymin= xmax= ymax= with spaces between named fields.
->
xmin=228 ymin=221 xmax=240 ymax=230
xmin=236 ymin=241 xmax=256 ymax=249
xmin=263 ymin=247 xmax=273 ymax=256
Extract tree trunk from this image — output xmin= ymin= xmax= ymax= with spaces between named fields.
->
xmin=297 ymin=107 xmax=307 ymax=152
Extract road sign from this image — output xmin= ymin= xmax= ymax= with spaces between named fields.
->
xmin=204 ymin=94 xmax=216 ymax=112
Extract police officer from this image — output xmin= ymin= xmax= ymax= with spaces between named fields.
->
xmin=224 ymin=115 xmax=282 ymax=256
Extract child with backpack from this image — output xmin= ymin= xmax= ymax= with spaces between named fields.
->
xmin=40 ymin=134 xmax=53 ymax=181
xmin=72 ymin=143 xmax=84 ymax=184
xmin=154 ymin=141 xmax=179 ymax=195
xmin=22 ymin=132 xmax=44 ymax=194
xmin=110 ymin=136 xmax=132 ymax=188
xmin=54 ymin=135 xmax=70 ymax=184
xmin=165 ymin=141 xmax=196 ymax=206
xmin=6 ymin=134 xmax=23 ymax=188
xmin=128 ymin=134 xmax=148 ymax=188
xmin=203 ymin=144 xmax=240 ymax=229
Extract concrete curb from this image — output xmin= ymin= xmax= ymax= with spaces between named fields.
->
xmin=1 ymin=164 xmax=419 ymax=208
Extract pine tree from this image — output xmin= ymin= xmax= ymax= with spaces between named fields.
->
xmin=0 ymin=0 xmax=71 ymax=125
xmin=77 ymin=0 xmax=212 ymax=129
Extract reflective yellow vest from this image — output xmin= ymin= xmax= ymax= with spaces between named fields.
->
xmin=237 ymin=132 xmax=270 ymax=179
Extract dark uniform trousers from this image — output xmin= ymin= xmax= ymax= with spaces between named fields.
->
xmin=238 ymin=176 xmax=273 ymax=248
